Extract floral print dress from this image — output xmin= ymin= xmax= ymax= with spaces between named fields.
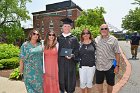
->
xmin=20 ymin=41 xmax=43 ymax=93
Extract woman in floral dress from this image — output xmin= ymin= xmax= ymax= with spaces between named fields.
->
xmin=19 ymin=30 xmax=43 ymax=93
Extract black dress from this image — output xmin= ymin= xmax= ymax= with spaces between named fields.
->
xmin=57 ymin=34 xmax=79 ymax=93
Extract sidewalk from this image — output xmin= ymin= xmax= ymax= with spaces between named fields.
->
xmin=0 ymin=41 xmax=140 ymax=93
xmin=118 ymin=41 xmax=140 ymax=93
xmin=0 ymin=77 xmax=26 ymax=93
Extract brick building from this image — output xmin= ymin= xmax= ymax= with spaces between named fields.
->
xmin=31 ymin=0 xmax=82 ymax=39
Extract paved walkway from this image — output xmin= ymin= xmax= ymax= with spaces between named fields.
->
xmin=118 ymin=41 xmax=140 ymax=93
xmin=0 ymin=77 xmax=26 ymax=93
xmin=0 ymin=41 xmax=140 ymax=93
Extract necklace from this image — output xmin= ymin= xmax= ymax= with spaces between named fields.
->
xmin=83 ymin=40 xmax=91 ymax=49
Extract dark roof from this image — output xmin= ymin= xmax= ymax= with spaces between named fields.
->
xmin=32 ymin=0 xmax=82 ymax=15
xmin=23 ymin=28 xmax=33 ymax=31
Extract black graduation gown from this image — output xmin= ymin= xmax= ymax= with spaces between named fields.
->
xmin=57 ymin=34 xmax=79 ymax=93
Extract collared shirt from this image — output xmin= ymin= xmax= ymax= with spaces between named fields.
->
xmin=62 ymin=33 xmax=71 ymax=37
xmin=95 ymin=35 xmax=120 ymax=71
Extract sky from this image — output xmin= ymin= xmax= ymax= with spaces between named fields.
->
xmin=22 ymin=0 xmax=137 ymax=31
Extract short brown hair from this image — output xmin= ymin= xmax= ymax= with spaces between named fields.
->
xmin=27 ymin=29 xmax=41 ymax=42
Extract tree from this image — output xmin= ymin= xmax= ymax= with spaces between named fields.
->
xmin=0 ymin=0 xmax=31 ymax=44
xmin=72 ymin=25 xmax=100 ymax=40
xmin=72 ymin=7 xmax=106 ymax=39
xmin=131 ymin=0 xmax=140 ymax=5
xmin=0 ymin=0 xmax=31 ymax=26
xmin=122 ymin=7 xmax=140 ymax=33
xmin=75 ymin=7 xmax=106 ymax=27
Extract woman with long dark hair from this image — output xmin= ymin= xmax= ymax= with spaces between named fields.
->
xmin=43 ymin=31 xmax=59 ymax=93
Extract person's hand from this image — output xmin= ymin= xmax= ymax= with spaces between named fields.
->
xmin=65 ymin=56 xmax=72 ymax=59
xmin=114 ymin=66 xmax=119 ymax=74
xmin=65 ymin=54 xmax=74 ymax=59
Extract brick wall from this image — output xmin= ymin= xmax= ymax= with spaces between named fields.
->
xmin=33 ymin=8 xmax=81 ymax=39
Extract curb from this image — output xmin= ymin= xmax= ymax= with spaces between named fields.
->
xmin=112 ymin=47 xmax=132 ymax=93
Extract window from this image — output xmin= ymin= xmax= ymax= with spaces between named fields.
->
xmin=50 ymin=28 xmax=53 ymax=32
xmin=67 ymin=10 xmax=72 ymax=16
xmin=36 ymin=23 xmax=40 ymax=28
xmin=59 ymin=21 xmax=63 ymax=28
xmin=41 ymin=21 xmax=44 ymax=28
xmin=49 ymin=20 xmax=54 ymax=28
xmin=36 ymin=15 xmax=40 ymax=20
xmin=41 ymin=28 xmax=44 ymax=38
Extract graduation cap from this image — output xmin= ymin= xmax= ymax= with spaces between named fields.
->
xmin=61 ymin=17 xmax=73 ymax=25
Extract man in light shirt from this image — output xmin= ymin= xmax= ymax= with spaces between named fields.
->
xmin=95 ymin=24 xmax=120 ymax=93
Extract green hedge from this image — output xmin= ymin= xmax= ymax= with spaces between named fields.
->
xmin=0 ymin=57 xmax=19 ymax=69
xmin=0 ymin=43 xmax=20 ymax=60
xmin=0 ymin=63 xmax=4 ymax=69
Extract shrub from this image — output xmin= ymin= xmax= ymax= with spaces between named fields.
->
xmin=71 ymin=25 xmax=100 ymax=40
xmin=9 ymin=68 xmax=22 ymax=80
xmin=0 ymin=57 xmax=19 ymax=69
xmin=0 ymin=43 xmax=20 ymax=60
xmin=0 ymin=63 xmax=4 ymax=69
xmin=76 ymin=63 xmax=79 ymax=78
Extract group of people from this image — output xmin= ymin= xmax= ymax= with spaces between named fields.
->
xmin=19 ymin=17 xmax=120 ymax=93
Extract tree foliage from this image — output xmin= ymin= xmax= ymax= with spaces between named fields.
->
xmin=0 ymin=0 xmax=31 ymax=26
xmin=72 ymin=25 xmax=100 ymax=40
xmin=122 ymin=7 xmax=140 ymax=33
xmin=72 ymin=7 xmax=106 ymax=39
xmin=75 ymin=7 xmax=106 ymax=27
xmin=0 ymin=0 xmax=31 ymax=44
xmin=0 ymin=22 xmax=25 ymax=44
xmin=131 ymin=0 xmax=140 ymax=5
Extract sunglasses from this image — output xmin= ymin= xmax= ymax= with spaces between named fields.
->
xmin=101 ymin=28 xmax=108 ymax=30
xmin=48 ymin=34 xmax=55 ymax=36
xmin=32 ymin=33 xmax=39 ymax=36
xmin=82 ymin=32 xmax=90 ymax=35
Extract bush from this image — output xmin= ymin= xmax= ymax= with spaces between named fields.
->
xmin=9 ymin=68 xmax=22 ymax=80
xmin=0 ymin=57 xmax=19 ymax=69
xmin=0 ymin=43 xmax=20 ymax=60
xmin=71 ymin=25 xmax=100 ymax=40
xmin=0 ymin=63 xmax=4 ymax=69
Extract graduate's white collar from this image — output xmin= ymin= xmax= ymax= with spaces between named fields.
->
xmin=62 ymin=33 xmax=71 ymax=37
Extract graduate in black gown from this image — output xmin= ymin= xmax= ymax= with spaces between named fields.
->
xmin=57 ymin=18 xmax=79 ymax=93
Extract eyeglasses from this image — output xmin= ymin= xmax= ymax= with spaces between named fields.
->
xmin=32 ymin=33 xmax=39 ymax=36
xmin=82 ymin=32 xmax=90 ymax=35
xmin=101 ymin=28 xmax=108 ymax=30
xmin=48 ymin=34 xmax=55 ymax=36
